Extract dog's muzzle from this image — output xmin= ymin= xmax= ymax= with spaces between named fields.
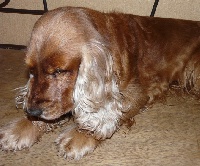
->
xmin=26 ymin=108 xmax=43 ymax=117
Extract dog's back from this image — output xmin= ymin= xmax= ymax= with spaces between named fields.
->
xmin=67 ymin=7 xmax=200 ymax=102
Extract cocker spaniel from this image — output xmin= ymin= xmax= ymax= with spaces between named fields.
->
xmin=0 ymin=7 xmax=200 ymax=160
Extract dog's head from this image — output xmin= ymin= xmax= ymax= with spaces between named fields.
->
xmin=16 ymin=7 xmax=119 ymax=123
xmin=22 ymin=8 xmax=84 ymax=120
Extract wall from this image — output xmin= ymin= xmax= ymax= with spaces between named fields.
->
xmin=0 ymin=0 xmax=199 ymax=46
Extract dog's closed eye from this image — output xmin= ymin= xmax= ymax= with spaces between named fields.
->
xmin=52 ymin=68 xmax=73 ymax=78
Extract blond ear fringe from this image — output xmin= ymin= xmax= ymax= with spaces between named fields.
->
xmin=73 ymin=39 xmax=122 ymax=139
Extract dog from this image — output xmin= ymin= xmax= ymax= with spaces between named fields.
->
xmin=0 ymin=6 xmax=200 ymax=160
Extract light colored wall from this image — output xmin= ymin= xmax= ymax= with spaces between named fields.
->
xmin=1 ymin=0 xmax=199 ymax=46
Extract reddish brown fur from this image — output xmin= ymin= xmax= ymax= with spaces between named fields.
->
xmin=0 ymin=7 xmax=200 ymax=159
xmin=26 ymin=7 xmax=200 ymax=120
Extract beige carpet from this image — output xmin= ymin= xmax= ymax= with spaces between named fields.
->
xmin=0 ymin=49 xmax=200 ymax=166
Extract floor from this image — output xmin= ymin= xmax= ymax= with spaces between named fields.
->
xmin=0 ymin=49 xmax=200 ymax=166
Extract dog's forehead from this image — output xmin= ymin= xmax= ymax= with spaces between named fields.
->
xmin=41 ymin=52 xmax=79 ymax=68
xmin=26 ymin=49 xmax=81 ymax=72
xmin=25 ymin=8 xmax=88 ymax=69
xmin=25 ymin=31 xmax=83 ymax=69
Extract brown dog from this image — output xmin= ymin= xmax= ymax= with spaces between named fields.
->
xmin=0 ymin=7 xmax=200 ymax=160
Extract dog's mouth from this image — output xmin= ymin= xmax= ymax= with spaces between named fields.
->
xmin=25 ymin=100 xmax=74 ymax=120
xmin=28 ymin=112 xmax=72 ymax=131
xmin=26 ymin=109 xmax=69 ymax=121
xmin=40 ymin=110 xmax=67 ymax=120
xmin=26 ymin=105 xmax=72 ymax=120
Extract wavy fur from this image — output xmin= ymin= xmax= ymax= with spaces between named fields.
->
xmin=73 ymin=39 xmax=122 ymax=139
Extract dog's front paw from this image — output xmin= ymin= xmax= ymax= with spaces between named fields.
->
xmin=0 ymin=118 xmax=42 ymax=151
xmin=55 ymin=125 xmax=99 ymax=160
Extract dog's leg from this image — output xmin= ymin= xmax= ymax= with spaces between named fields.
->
xmin=55 ymin=124 xmax=100 ymax=160
xmin=184 ymin=53 xmax=200 ymax=97
xmin=120 ymin=84 xmax=149 ymax=128
xmin=0 ymin=117 xmax=47 ymax=151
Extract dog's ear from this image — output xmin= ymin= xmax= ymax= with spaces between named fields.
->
xmin=74 ymin=39 xmax=114 ymax=107
xmin=73 ymin=39 xmax=122 ymax=139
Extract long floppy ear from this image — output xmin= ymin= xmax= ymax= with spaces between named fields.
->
xmin=73 ymin=39 xmax=122 ymax=139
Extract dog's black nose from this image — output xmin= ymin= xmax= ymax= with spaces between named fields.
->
xmin=26 ymin=108 xmax=43 ymax=117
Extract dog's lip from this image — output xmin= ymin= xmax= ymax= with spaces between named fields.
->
xmin=39 ymin=110 xmax=68 ymax=120
xmin=32 ymin=103 xmax=73 ymax=120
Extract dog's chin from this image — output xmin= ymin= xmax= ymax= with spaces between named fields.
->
xmin=40 ymin=111 xmax=67 ymax=121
